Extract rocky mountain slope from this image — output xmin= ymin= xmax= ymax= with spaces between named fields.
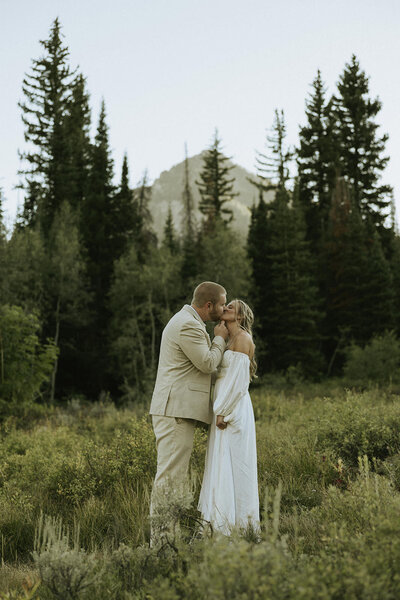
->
xmin=148 ymin=153 xmax=274 ymax=238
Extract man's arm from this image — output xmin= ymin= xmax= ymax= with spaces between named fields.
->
xmin=179 ymin=322 xmax=227 ymax=374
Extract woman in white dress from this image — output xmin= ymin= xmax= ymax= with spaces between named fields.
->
xmin=198 ymin=299 xmax=259 ymax=535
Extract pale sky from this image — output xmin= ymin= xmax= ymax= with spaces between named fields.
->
xmin=1 ymin=0 xmax=400 ymax=229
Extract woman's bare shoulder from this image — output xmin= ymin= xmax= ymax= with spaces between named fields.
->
xmin=231 ymin=330 xmax=255 ymax=358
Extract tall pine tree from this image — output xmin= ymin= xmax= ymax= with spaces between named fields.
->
xmin=18 ymin=18 xmax=77 ymax=236
xmin=256 ymin=109 xmax=293 ymax=193
xmin=249 ymin=112 xmax=322 ymax=375
xmin=332 ymin=55 xmax=392 ymax=227
xmin=196 ymin=130 xmax=237 ymax=227
xmin=63 ymin=73 xmax=92 ymax=212
xmin=111 ymin=153 xmax=136 ymax=260
xmin=297 ymin=71 xmax=336 ymax=244
xmin=163 ymin=206 xmax=179 ymax=255
xmin=80 ymin=100 xmax=115 ymax=304
xmin=324 ymin=175 xmax=394 ymax=373
xmin=132 ymin=170 xmax=157 ymax=264
xmin=180 ymin=144 xmax=198 ymax=285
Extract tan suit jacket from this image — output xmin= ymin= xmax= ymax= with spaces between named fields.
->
xmin=149 ymin=305 xmax=226 ymax=424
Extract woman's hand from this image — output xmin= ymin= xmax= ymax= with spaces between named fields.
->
xmin=216 ymin=415 xmax=227 ymax=430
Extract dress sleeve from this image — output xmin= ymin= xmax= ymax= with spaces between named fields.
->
xmin=213 ymin=352 xmax=250 ymax=422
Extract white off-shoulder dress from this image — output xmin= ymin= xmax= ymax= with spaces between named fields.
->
xmin=198 ymin=349 xmax=259 ymax=535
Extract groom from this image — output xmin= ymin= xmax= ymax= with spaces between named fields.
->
xmin=150 ymin=281 xmax=228 ymax=506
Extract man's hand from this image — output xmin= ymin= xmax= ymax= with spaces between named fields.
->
xmin=214 ymin=321 xmax=229 ymax=340
xmin=216 ymin=415 xmax=227 ymax=430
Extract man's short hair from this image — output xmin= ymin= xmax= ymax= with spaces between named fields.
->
xmin=192 ymin=281 xmax=226 ymax=307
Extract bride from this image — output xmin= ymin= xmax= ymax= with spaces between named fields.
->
xmin=198 ymin=299 xmax=259 ymax=535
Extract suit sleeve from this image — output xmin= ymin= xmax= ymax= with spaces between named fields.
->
xmin=213 ymin=353 xmax=250 ymax=421
xmin=179 ymin=323 xmax=225 ymax=374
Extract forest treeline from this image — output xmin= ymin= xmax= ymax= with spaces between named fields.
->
xmin=1 ymin=18 xmax=400 ymax=409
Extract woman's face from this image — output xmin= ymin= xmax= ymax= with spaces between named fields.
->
xmin=221 ymin=300 xmax=239 ymax=323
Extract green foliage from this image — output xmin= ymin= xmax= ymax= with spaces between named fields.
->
xmin=196 ymin=219 xmax=251 ymax=299
xmin=297 ymin=70 xmax=335 ymax=243
xmin=80 ymin=100 xmax=115 ymax=304
xmin=0 ymin=306 xmax=56 ymax=412
xmin=256 ymin=108 xmax=293 ymax=190
xmin=18 ymin=18 xmax=79 ymax=234
xmin=163 ymin=205 xmax=180 ymax=254
xmin=249 ymin=189 xmax=323 ymax=375
xmin=3 ymin=229 xmax=45 ymax=314
xmin=332 ymin=54 xmax=392 ymax=226
xmin=111 ymin=153 xmax=136 ymax=260
xmin=109 ymin=244 xmax=182 ymax=398
xmin=3 ymin=387 xmax=400 ymax=597
xmin=325 ymin=178 xmax=394 ymax=368
xmin=44 ymin=203 xmax=91 ymax=400
xmin=314 ymin=390 xmax=400 ymax=466
xmin=196 ymin=130 xmax=237 ymax=225
xmin=33 ymin=515 xmax=101 ymax=599
xmin=344 ymin=331 xmax=400 ymax=386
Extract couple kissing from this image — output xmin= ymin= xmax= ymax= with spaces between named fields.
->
xmin=150 ymin=281 xmax=259 ymax=536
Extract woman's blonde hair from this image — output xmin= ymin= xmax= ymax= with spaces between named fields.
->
xmin=231 ymin=299 xmax=257 ymax=379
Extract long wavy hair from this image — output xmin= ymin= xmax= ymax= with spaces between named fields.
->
xmin=231 ymin=299 xmax=257 ymax=380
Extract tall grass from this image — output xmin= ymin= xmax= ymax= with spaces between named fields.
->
xmin=2 ymin=385 xmax=400 ymax=597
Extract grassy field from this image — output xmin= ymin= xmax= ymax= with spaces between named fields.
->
xmin=2 ymin=382 xmax=400 ymax=598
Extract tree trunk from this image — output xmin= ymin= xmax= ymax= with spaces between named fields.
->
xmin=50 ymin=296 xmax=61 ymax=403
xmin=148 ymin=291 xmax=156 ymax=372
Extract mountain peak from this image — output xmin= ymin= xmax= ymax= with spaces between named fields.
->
xmin=149 ymin=154 xmax=274 ymax=237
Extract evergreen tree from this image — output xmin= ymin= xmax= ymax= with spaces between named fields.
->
xmin=78 ymin=101 xmax=116 ymax=396
xmin=132 ymin=170 xmax=157 ymax=263
xmin=63 ymin=73 xmax=91 ymax=211
xmin=297 ymin=71 xmax=336 ymax=244
xmin=256 ymin=109 xmax=293 ymax=192
xmin=324 ymin=176 xmax=394 ymax=373
xmin=196 ymin=219 xmax=251 ymax=300
xmin=196 ymin=130 xmax=237 ymax=226
xmin=18 ymin=18 xmax=77 ymax=236
xmin=4 ymin=227 xmax=45 ymax=315
xmin=247 ymin=191 xmax=271 ymax=369
xmin=163 ymin=206 xmax=179 ymax=254
xmin=180 ymin=144 xmax=198 ymax=285
xmin=80 ymin=100 xmax=115 ymax=303
xmin=390 ymin=234 xmax=400 ymax=335
xmin=249 ymin=106 xmax=323 ymax=378
xmin=0 ymin=189 xmax=7 ymax=303
xmin=362 ymin=223 xmax=394 ymax=338
xmin=109 ymin=243 xmax=182 ymax=400
xmin=248 ymin=185 xmax=323 ymax=375
xmin=112 ymin=153 xmax=136 ymax=259
xmin=266 ymin=192 xmax=322 ymax=375
xmin=181 ymin=143 xmax=195 ymax=238
xmin=332 ymin=55 xmax=392 ymax=227
xmin=44 ymin=203 xmax=91 ymax=400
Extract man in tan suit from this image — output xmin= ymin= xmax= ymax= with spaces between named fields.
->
xmin=150 ymin=281 xmax=229 ymax=504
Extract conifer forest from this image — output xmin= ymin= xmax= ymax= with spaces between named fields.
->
xmin=2 ymin=17 xmax=400 ymax=600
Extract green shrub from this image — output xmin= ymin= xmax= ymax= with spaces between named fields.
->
xmin=0 ymin=305 xmax=57 ymax=418
xmin=344 ymin=331 xmax=400 ymax=385
xmin=314 ymin=391 xmax=400 ymax=466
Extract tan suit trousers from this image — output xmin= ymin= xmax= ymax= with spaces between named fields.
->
xmin=152 ymin=415 xmax=196 ymax=488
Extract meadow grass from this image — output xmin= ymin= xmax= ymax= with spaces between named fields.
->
xmin=1 ymin=383 xmax=400 ymax=598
